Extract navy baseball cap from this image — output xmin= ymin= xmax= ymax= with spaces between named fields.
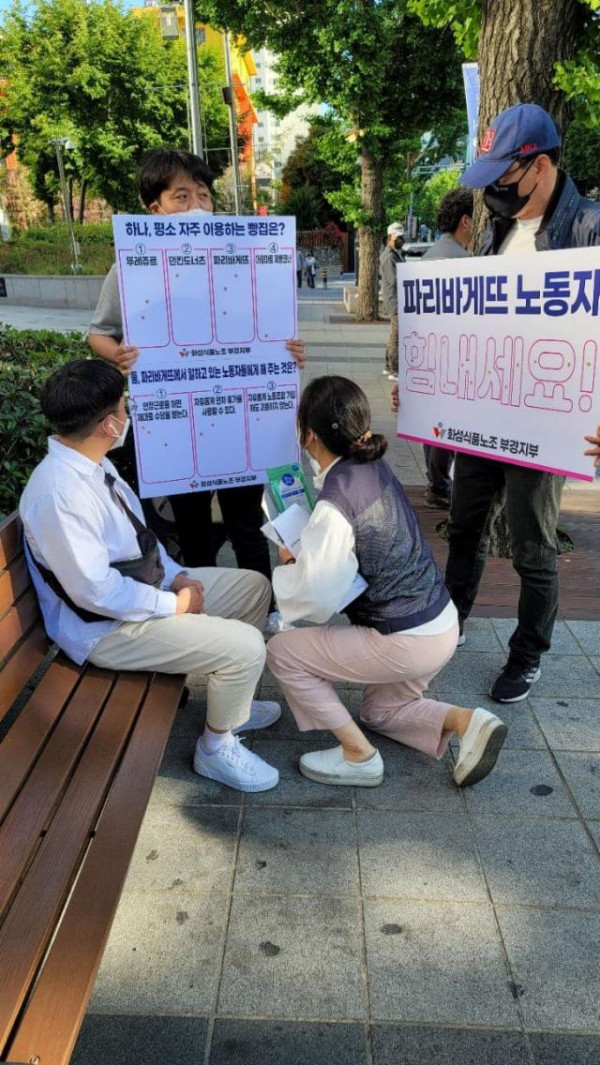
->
xmin=460 ymin=103 xmax=561 ymax=188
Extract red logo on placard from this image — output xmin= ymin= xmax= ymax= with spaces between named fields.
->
xmin=480 ymin=128 xmax=496 ymax=153
xmin=433 ymin=423 xmax=445 ymax=440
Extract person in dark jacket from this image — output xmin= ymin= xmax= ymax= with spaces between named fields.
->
xmin=266 ymin=376 xmax=507 ymax=789
xmin=446 ymin=103 xmax=600 ymax=704
xmin=379 ymin=223 xmax=405 ymax=379
xmin=420 ymin=188 xmax=474 ymax=510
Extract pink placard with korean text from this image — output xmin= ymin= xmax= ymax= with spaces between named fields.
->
xmin=396 ymin=247 xmax=600 ymax=481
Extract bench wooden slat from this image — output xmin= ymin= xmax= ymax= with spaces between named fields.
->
xmin=0 ymin=655 xmax=83 ymax=822
xmin=0 ymin=513 xmax=22 ymax=570
xmin=0 ymin=668 xmax=113 ymax=914
xmin=0 ymin=554 xmax=28 ymax=619
xmin=0 ymin=673 xmax=149 ymax=1049
xmin=6 ymin=673 xmax=184 ymax=1065
xmin=0 ymin=588 xmax=40 ymax=664
xmin=0 ymin=625 xmax=49 ymax=728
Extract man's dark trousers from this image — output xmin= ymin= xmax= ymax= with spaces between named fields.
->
xmin=445 ymin=453 xmax=564 ymax=670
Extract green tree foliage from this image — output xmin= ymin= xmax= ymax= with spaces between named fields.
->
xmin=277 ymin=184 xmax=323 ymax=229
xmin=415 ymin=168 xmax=460 ymax=229
xmin=409 ymin=0 xmax=600 ymax=124
xmin=199 ymin=0 xmax=463 ymax=318
xmin=279 ymin=121 xmax=347 ymax=226
xmin=0 ymin=0 xmax=230 ymax=214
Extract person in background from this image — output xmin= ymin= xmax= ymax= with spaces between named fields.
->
xmin=420 ymin=188 xmax=474 ymax=510
xmin=446 ymin=103 xmax=600 ymax=703
xmin=266 ymin=375 xmax=508 ymax=789
xmin=88 ymin=147 xmax=306 ymax=638
xmin=20 ymin=360 xmax=282 ymax=794
xmin=296 ymin=247 xmax=305 ymax=288
xmin=305 ymin=250 xmax=317 ymax=288
xmin=379 ymin=222 xmax=405 ymax=381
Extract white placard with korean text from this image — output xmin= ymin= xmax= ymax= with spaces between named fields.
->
xmin=396 ymin=247 xmax=600 ymax=482
xmin=112 ymin=214 xmax=299 ymax=498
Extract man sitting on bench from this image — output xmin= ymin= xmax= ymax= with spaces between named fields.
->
xmin=19 ymin=359 xmax=281 ymax=794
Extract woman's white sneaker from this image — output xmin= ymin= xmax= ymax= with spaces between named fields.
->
xmin=453 ymin=708 xmax=508 ymax=788
xmin=299 ymin=746 xmax=384 ymax=787
xmin=233 ymin=700 xmax=281 ymax=734
xmin=193 ymin=734 xmax=279 ymax=792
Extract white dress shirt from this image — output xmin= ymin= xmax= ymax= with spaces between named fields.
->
xmin=20 ymin=437 xmax=181 ymax=664
xmin=272 ymin=458 xmax=457 ymax=634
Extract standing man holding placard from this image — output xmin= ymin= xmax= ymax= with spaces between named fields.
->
xmin=446 ymin=103 xmax=600 ymax=703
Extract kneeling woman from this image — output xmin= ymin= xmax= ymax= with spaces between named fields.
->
xmin=267 ymin=376 xmax=507 ymax=788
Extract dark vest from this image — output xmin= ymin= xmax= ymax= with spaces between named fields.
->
xmin=319 ymin=458 xmax=449 ymax=633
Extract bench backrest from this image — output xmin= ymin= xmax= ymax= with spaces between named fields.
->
xmin=0 ymin=512 xmax=50 ymax=728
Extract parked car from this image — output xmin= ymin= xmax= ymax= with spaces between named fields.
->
xmin=402 ymin=242 xmax=432 ymax=259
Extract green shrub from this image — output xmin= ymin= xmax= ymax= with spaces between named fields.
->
xmin=17 ymin=222 xmax=115 ymax=245
xmin=0 ymin=325 xmax=89 ymax=519
xmin=0 ymin=241 xmax=114 ymax=275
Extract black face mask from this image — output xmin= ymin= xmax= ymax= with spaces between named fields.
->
xmin=484 ymin=158 xmax=538 ymax=219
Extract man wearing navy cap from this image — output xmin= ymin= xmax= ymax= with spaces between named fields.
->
xmin=445 ymin=102 xmax=600 ymax=703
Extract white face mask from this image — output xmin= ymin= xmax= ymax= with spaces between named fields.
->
xmin=107 ymin=415 xmax=130 ymax=450
xmin=185 ymin=206 xmax=214 ymax=216
xmin=306 ymin=452 xmax=321 ymax=476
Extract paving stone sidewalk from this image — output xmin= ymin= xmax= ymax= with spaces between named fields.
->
xmin=5 ymin=292 xmax=599 ymax=1064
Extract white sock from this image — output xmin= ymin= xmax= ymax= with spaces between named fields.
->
xmin=200 ymin=727 xmax=232 ymax=754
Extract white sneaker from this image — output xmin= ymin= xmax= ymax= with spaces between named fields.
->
xmin=264 ymin=610 xmax=295 ymax=638
xmin=299 ymin=745 xmax=384 ymax=787
xmin=453 ymin=708 xmax=508 ymax=788
xmin=388 ymin=373 xmax=398 ymax=381
xmin=233 ymin=700 xmax=281 ymax=734
xmin=457 ymin=633 xmax=466 ymax=647
xmin=382 ymin=368 xmax=391 ymax=376
xmin=193 ymin=734 xmax=279 ymax=792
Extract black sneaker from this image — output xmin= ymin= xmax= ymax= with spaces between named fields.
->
xmin=489 ymin=662 xmax=541 ymax=703
xmin=423 ymin=488 xmax=451 ymax=510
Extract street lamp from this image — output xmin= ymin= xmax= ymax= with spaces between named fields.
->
xmin=223 ymin=32 xmax=243 ymax=214
xmin=50 ymin=137 xmax=81 ymax=274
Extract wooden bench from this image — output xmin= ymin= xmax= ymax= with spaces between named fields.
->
xmin=0 ymin=512 xmax=185 ymax=1065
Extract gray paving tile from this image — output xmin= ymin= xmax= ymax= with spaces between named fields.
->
xmin=358 ymin=811 xmax=487 ymax=902
xmin=150 ymin=734 xmax=243 ymax=807
xmin=364 ymin=900 xmax=517 ymax=1026
xmin=235 ymin=807 xmax=359 ymax=895
xmin=554 ymin=752 xmax=600 ymax=818
xmin=533 ymin=656 xmax=600 ymax=699
xmin=530 ymin=697 xmax=600 ymax=752
xmin=218 ymin=895 xmax=364 ymax=1019
xmin=493 ymin=619 xmax=584 ymax=656
xmin=356 ymin=737 xmax=462 ymax=812
xmin=497 ymin=908 xmax=600 ymax=1029
xmin=530 ymin=1032 xmax=600 ymax=1064
xmin=434 ymin=652 xmax=507 ymax=694
xmin=246 ymin=739 xmax=354 ymax=808
xmin=355 ymin=736 xmax=462 ymax=811
xmin=442 ymin=691 xmax=545 ymax=750
xmin=456 ymin=617 xmax=504 ymax=653
xmin=472 ymin=816 xmax=600 ymax=907
xmin=126 ymin=805 xmax=239 ymax=893
xmin=90 ymin=892 xmax=226 ymax=1014
xmin=462 ymin=750 xmax=575 ymax=816
xmin=371 ymin=1025 xmax=529 ymax=1064
xmin=587 ymin=820 xmax=600 ymax=849
xmin=209 ymin=1019 xmax=366 ymax=1064
xmin=170 ymin=683 xmax=208 ymax=737
xmin=73 ymin=1015 xmax=207 ymax=1065
xmin=566 ymin=621 xmax=600 ymax=656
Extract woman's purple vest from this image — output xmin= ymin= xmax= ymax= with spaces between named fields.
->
xmin=319 ymin=458 xmax=449 ymax=633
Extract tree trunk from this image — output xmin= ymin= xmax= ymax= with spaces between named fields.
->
xmin=474 ymin=0 xmax=585 ymax=557
xmin=68 ymin=177 xmax=74 ymax=224
xmin=356 ymin=146 xmax=384 ymax=320
xmin=77 ymin=179 xmax=88 ymax=224
xmin=474 ymin=0 xmax=585 ymax=249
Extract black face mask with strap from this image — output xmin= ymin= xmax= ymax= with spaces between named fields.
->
xmin=484 ymin=158 xmax=538 ymax=219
